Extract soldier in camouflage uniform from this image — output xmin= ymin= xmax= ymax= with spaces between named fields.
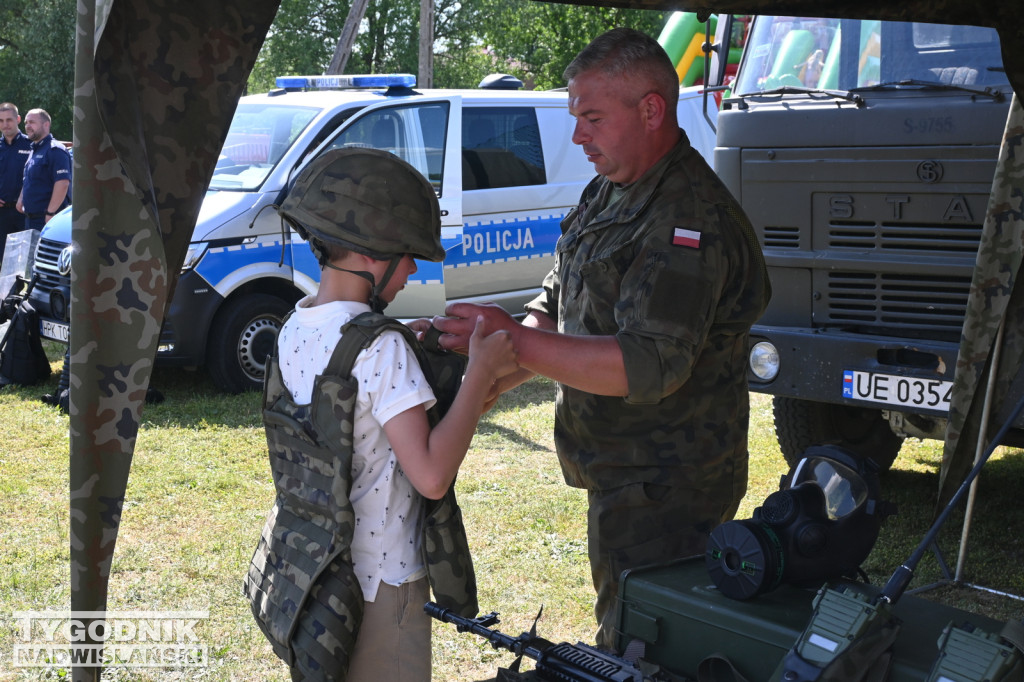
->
xmin=433 ymin=27 xmax=770 ymax=650
xmin=251 ymin=148 xmax=517 ymax=681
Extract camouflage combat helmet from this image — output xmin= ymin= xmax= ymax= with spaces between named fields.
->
xmin=279 ymin=147 xmax=445 ymax=263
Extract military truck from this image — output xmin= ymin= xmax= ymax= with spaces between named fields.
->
xmin=711 ymin=15 xmax=1017 ymax=469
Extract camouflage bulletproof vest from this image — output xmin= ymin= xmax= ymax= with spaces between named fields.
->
xmin=244 ymin=311 xmax=476 ymax=680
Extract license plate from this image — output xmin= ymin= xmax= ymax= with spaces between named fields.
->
xmin=842 ymin=370 xmax=952 ymax=411
xmin=40 ymin=319 xmax=69 ymax=343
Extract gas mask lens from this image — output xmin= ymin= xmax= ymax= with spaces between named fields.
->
xmin=790 ymin=456 xmax=868 ymax=520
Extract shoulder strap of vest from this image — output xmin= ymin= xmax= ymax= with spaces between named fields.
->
xmin=325 ymin=311 xmax=418 ymax=379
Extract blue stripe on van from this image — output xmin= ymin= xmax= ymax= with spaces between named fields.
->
xmin=443 ymin=215 xmax=562 ymax=269
xmin=197 ymin=237 xmax=293 ymax=287
xmin=195 ymin=213 xmax=563 ymax=291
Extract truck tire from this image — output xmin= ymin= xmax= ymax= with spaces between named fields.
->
xmin=206 ymin=293 xmax=291 ymax=393
xmin=772 ymin=397 xmax=904 ymax=472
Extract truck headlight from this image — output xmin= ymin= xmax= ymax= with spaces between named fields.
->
xmin=749 ymin=341 xmax=780 ymax=381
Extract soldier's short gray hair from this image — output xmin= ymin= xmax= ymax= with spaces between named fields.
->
xmin=563 ymin=27 xmax=680 ymax=107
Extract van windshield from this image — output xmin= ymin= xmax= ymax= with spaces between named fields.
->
xmin=734 ymin=17 xmax=1008 ymax=96
xmin=210 ymin=103 xmax=319 ymax=190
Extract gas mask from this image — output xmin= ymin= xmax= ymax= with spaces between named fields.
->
xmin=705 ymin=445 xmax=896 ymax=601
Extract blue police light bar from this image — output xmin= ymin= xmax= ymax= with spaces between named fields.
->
xmin=275 ymin=74 xmax=417 ymax=90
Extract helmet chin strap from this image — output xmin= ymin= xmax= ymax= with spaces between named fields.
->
xmin=324 ymin=255 xmax=403 ymax=313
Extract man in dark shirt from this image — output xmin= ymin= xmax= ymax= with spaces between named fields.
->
xmin=0 ymin=103 xmax=33 ymax=265
xmin=16 ymin=109 xmax=71 ymax=231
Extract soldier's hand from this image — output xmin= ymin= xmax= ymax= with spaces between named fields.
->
xmin=434 ymin=302 xmax=517 ymax=354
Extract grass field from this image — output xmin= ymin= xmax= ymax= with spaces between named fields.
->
xmin=1 ymin=345 xmax=1022 ymax=680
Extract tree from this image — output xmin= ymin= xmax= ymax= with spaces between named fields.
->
xmin=246 ymin=0 xmax=668 ymax=93
xmin=474 ymin=0 xmax=667 ymax=90
xmin=246 ymin=0 xmax=351 ymax=93
xmin=0 ymin=0 xmax=75 ymax=140
xmin=0 ymin=0 xmax=668 ymax=137
xmin=431 ymin=0 xmax=498 ymax=88
xmin=349 ymin=0 xmax=420 ymax=74
xmin=248 ymin=0 xmax=425 ymax=91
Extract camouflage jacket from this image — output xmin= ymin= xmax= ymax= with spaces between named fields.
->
xmin=526 ymin=131 xmax=771 ymax=492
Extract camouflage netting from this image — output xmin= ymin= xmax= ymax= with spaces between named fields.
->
xmin=69 ymin=2 xmax=278 ymax=679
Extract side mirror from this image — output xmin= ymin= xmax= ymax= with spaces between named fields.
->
xmin=706 ymin=13 xmax=734 ymax=89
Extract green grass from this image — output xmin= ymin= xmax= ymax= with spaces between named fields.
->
xmin=0 ymin=346 xmax=1022 ymax=680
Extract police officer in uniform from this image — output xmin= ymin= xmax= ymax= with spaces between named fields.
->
xmin=0 ymin=103 xmax=32 ymax=265
xmin=17 ymin=109 xmax=71 ymax=231
xmin=432 ymin=28 xmax=771 ymax=650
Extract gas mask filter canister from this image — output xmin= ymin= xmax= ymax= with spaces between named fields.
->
xmin=705 ymin=444 xmax=896 ymax=601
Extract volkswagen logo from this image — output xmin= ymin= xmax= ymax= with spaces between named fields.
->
xmin=58 ymin=245 xmax=74 ymax=277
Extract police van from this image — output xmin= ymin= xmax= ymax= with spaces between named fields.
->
xmin=31 ymin=74 xmax=717 ymax=392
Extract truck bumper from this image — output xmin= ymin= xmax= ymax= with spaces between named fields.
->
xmin=747 ymin=325 xmax=959 ymax=419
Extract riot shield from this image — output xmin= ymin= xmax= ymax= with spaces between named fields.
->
xmin=0 ymin=230 xmax=40 ymax=339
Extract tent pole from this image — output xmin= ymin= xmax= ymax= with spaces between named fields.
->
xmin=954 ymin=319 xmax=1004 ymax=582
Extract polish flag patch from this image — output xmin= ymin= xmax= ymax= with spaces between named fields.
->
xmin=672 ymin=227 xmax=701 ymax=249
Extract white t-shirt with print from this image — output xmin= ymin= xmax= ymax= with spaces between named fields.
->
xmin=276 ymin=295 xmax=436 ymax=601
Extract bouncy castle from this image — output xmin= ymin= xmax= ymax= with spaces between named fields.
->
xmin=658 ymin=12 xmax=746 ymax=87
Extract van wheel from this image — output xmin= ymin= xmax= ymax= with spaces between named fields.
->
xmin=207 ymin=294 xmax=290 ymax=393
xmin=772 ymin=397 xmax=904 ymax=472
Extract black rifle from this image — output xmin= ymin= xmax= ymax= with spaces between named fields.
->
xmin=425 ymin=602 xmax=646 ymax=682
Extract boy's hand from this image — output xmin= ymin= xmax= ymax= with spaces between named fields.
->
xmin=433 ymin=302 xmax=517 ymax=354
xmin=468 ymin=315 xmax=518 ymax=380
xmin=405 ymin=317 xmax=433 ymax=342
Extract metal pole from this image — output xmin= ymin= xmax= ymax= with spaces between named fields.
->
xmin=954 ymin=320 xmax=1004 ymax=581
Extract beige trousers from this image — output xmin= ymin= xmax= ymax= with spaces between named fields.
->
xmin=347 ymin=577 xmax=432 ymax=682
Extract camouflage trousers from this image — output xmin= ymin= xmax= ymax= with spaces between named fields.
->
xmin=588 ymin=481 xmax=742 ymax=650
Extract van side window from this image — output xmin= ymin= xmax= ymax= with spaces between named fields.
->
xmin=462 ymin=108 xmax=546 ymax=190
xmin=323 ymin=102 xmax=450 ymax=195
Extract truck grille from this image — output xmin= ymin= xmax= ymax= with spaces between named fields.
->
xmin=763 ymin=225 xmax=800 ymax=249
xmin=827 ymin=221 xmax=982 ymax=254
xmin=802 ymin=191 xmax=986 ymax=340
xmin=823 ymin=271 xmax=971 ymax=338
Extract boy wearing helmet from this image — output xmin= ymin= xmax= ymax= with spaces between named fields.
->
xmin=250 ymin=148 xmax=517 ymax=680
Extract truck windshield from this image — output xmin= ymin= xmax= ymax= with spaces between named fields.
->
xmin=734 ymin=17 xmax=1008 ymax=96
xmin=210 ymin=103 xmax=319 ymax=190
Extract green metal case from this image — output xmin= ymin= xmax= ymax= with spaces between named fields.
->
xmin=616 ymin=557 xmax=1009 ymax=682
